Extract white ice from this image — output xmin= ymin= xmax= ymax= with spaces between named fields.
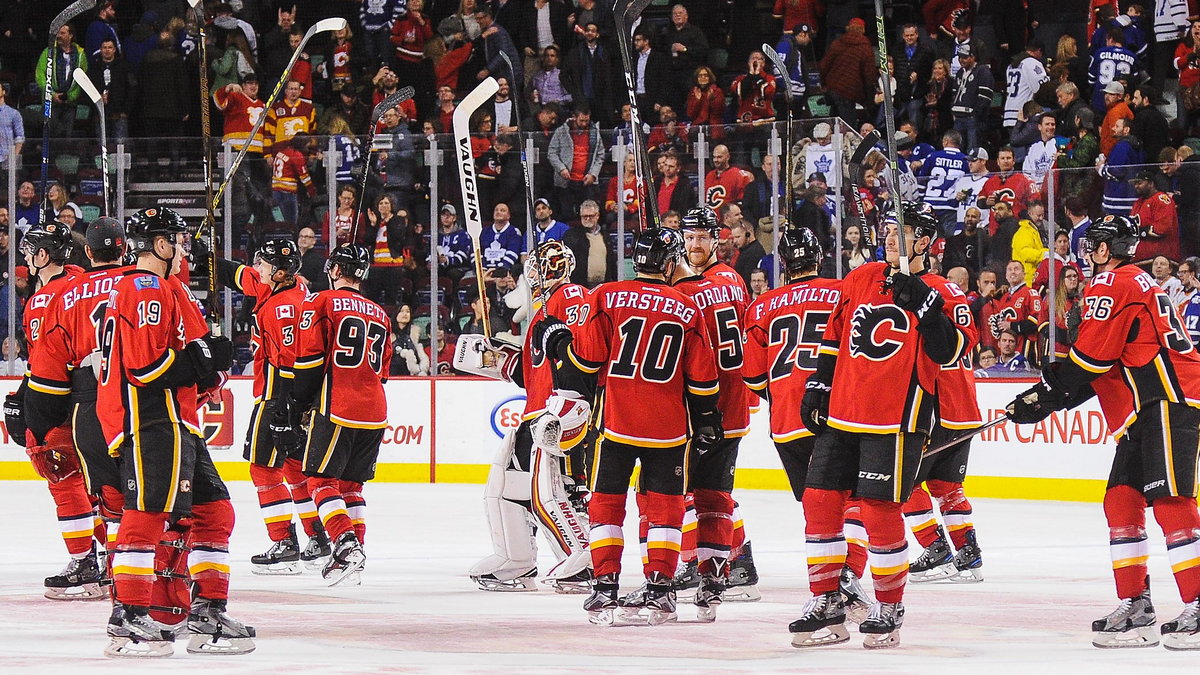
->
xmin=1 ymin=480 xmax=1193 ymax=673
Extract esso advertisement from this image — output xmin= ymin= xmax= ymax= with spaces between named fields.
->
xmin=491 ymin=396 xmax=527 ymax=438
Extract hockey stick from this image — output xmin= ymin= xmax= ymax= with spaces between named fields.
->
xmin=349 ymin=87 xmax=416 ymax=244
xmin=762 ymin=44 xmax=795 ymax=222
xmin=872 ymin=2 xmax=909 ymax=273
xmin=848 ymin=129 xmax=881 ymax=249
xmin=188 ymin=0 xmax=222 ymax=330
xmin=204 ymin=17 xmax=347 ymax=226
xmin=453 ymin=77 xmax=501 ymax=337
xmin=40 ymin=0 xmax=97 ymax=224
xmin=613 ymin=0 xmax=659 ymax=228
xmin=497 ymin=51 xmax=547 ymax=310
xmin=923 ymin=417 xmax=1007 ymax=458
xmin=72 ymin=68 xmax=108 ymax=216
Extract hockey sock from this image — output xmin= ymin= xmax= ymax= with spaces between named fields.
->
xmin=844 ymin=498 xmax=868 ymax=578
xmin=111 ymin=509 xmax=170 ymax=608
xmin=902 ymin=484 xmax=940 ymax=548
xmin=249 ymin=464 xmax=295 ymax=542
xmin=634 ymin=492 xmax=649 ymax=565
xmin=283 ymin=458 xmax=319 ymax=537
xmin=693 ymin=488 xmax=734 ymax=574
xmin=862 ymin=498 xmax=909 ymax=604
xmin=929 ymin=480 xmax=975 ymax=549
xmin=1103 ymin=485 xmax=1149 ymax=599
xmin=1151 ymin=496 xmax=1200 ymax=603
xmin=46 ymin=472 xmax=96 ymax=557
xmin=99 ymin=485 xmax=124 ymax=552
xmin=802 ymin=488 xmax=849 ymax=594
xmin=340 ymin=480 xmax=367 ymax=545
xmin=640 ymin=490 xmax=685 ymax=579
xmin=731 ymin=501 xmax=746 ymax=559
xmin=679 ymin=493 xmax=697 ymax=564
xmin=588 ymin=492 xmax=627 ymax=578
xmin=307 ymin=477 xmax=353 ymax=542
xmin=187 ymin=500 xmax=234 ymax=601
xmin=153 ymin=521 xmax=192 ymax=626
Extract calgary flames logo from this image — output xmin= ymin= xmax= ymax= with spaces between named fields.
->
xmin=848 ymin=304 xmax=910 ymax=361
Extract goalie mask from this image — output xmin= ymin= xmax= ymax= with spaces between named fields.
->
xmin=525 ymin=240 xmax=577 ymax=293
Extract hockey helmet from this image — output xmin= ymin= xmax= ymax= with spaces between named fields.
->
xmin=778 ymin=226 xmax=823 ymax=274
xmin=526 ymin=240 xmax=576 ymax=292
xmin=126 ymin=207 xmax=189 ymax=254
xmin=20 ymin=220 xmax=74 ymax=263
xmin=85 ymin=216 xmax=126 ymax=252
xmin=899 ymin=200 xmax=940 ymax=241
xmin=256 ymin=236 xmax=301 ymax=274
xmin=324 ymin=243 xmax=372 ymax=281
xmin=1083 ymin=214 xmax=1142 ymax=259
xmin=632 ymin=227 xmax=684 ymax=275
xmin=680 ymin=206 xmax=721 ymax=236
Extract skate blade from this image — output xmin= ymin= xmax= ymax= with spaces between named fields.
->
xmin=863 ymin=630 xmax=901 ymax=649
xmin=674 ymin=586 xmax=698 ymax=602
xmin=186 ymin=634 xmax=257 ymax=655
xmin=548 ymin=580 xmax=591 ymax=595
xmin=472 ymin=576 xmax=539 ymax=592
xmin=1092 ymin=625 xmax=1160 ymax=649
xmin=251 ymin=561 xmax=302 ymax=576
xmin=723 ymin=585 xmax=761 ymax=602
xmin=909 ymin=563 xmax=956 ymax=583
xmin=948 ymin=567 xmax=984 ymax=583
xmin=302 ymin=557 xmax=330 ymax=571
xmin=1163 ymin=632 xmax=1200 ymax=650
xmin=324 ymin=555 xmax=367 ymax=587
xmin=588 ymin=609 xmax=616 ymax=626
xmin=44 ymin=583 xmax=108 ymax=600
xmin=791 ymin=625 xmax=851 ymax=648
xmin=104 ymin=637 xmax=174 ymax=658
xmin=646 ymin=609 xmax=678 ymax=626
xmin=844 ymin=599 xmax=873 ymax=625
xmin=696 ymin=605 xmax=718 ymax=623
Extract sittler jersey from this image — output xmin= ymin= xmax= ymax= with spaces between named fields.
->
xmin=818 ymin=263 xmax=971 ymax=434
xmin=674 ymin=263 xmax=752 ymax=437
xmin=97 ymin=272 xmax=211 ymax=452
xmin=293 ymin=288 xmax=392 ymax=429
xmin=217 ymin=260 xmax=307 ymax=403
xmin=923 ymin=274 xmax=982 ymax=430
xmin=568 ymin=278 xmax=718 ymax=447
xmin=743 ymin=275 xmax=842 ymax=441
xmin=1068 ymin=264 xmax=1200 ymax=439
xmin=522 ymin=282 xmax=590 ymax=421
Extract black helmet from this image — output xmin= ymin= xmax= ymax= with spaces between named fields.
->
xmin=85 ymin=216 xmax=126 ymax=252
xmin=778 ymin=226 xmax=823 ymax=274
xmin=20 ymin=220 xmax=74 ymax=263
xmin=126 ymin=207 xmax=188 ymax=253
xmin=898 ymin=200 xmax=940 ymax=241
xmin=680 ymin=206 xmax=720 ymax=236
xmin=1085 ymin=214 xmax=1142 ymax=259
xmin=324 ymin=243 xmax=372 ymax=281
xmin=633 ymin=227 xmax=683 ymax=275
xmin=256 ymin=236 xmax=301 ymax=274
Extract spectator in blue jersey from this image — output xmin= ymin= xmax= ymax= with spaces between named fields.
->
xmin=480 ymin=202 xmax=525 ymax=270
xmin=1089 ymin=28 xmax=1136 ymax=112
xmin=326 ymin=115 xmax=359 ymax=185
xmin=531 ymin=198 xmax=569 ymax=245
xmin=1098 ymin=116 xmax=1143 ymax=215
xmin=918 ymin=129 xmax=969 ymax=236
xmin=1090 ymin=4 xmax=1148 ymax=68
xmin=1177 ymin=260 xmax=1200 ymax=344
xmin=992 ymin=329 xmax=1032 ymax=373
xmin=1064 ymin=198 xmax=1093 ymax=278
xmin=435 ymin=203 xmax=473 ymax=283
xmin=361 ymin=0 xmax=407 ymax=69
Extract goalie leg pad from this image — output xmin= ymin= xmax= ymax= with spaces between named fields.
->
xmin=469 ymin=430 xmax=537 ymax=582
xmin=531 ymin=447 xmax=589 ymax=564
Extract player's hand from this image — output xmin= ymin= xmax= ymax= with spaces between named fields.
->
xmin=3 ymin=392 xmax=26 ymax=447
xmin=889 ymin=273 xmax=943 ymax=323
xmin=532 ymin=316 xmax=572 ymax=360
xmin=801 ymin=378 xmax=831 ymax=430
xmin=269 ymin=398 xmax=301 ymax=452
xmin=690 ymin=409 xmax=724 ymax=455
xmin=187 ymin=334 xmax=234 ymax=375
xmin=1005 ymin=381 xmax=1064 ymax=424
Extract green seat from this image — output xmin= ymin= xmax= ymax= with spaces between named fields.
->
xmin=54 ymin=153 xmax=80 ymax=176
xmin=79 ymin=203 xmax=102 ymax=221
xmin=75 ymin=104 xmax=90 ymax=121
xmin=808 ymin=94 xmax=830 ymax=118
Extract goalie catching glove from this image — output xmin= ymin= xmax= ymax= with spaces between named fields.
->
xmin=529 ymin=391 xmax=591 ymax=457
xmin=25 ymin=427 xmax=79 ymax=483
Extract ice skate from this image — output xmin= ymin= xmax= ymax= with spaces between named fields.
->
xmin=725 ymin=542 xmax=761 ymax=602
xmin=546 ymin=567 xmax=592 ymax=595
xmin=672 ymin=558 xmax=699 ymax=600
xmin=789 ymin=591 xmax=850 ymax=648
xmin=185 ymin=598 xmax=257 ymax=655
xmin=250 ymin=524 xmax=302 ymax=575
xmin=693 ymin=574 xmax=725 ymax=623
xmin=300 ymin=525 xmax=332 ymax=571
xmin=544 ymin=549 xmax=592 ymax=594
xmin=1161 ymin=600 xmax=1200 ymax=650
xmin=103 ymin=605 xmax=175 ymax=658
xmin=859 ymin=601 xmax=905 ymax=649
xmin=44 ymin=550 xmax=107 ymax=600
xmin=469 ymin=550 xmax=538 ymax=591
xmin=1091 ymin=589 xmax=1158 ymax=648
xmin=642 ymin=572 xmax=678 ymax=625
xmin=616 ymin=580 xmax=650 ymax=623
xmin=909 ymin=527 xmax=955 ymax=582
xmin=949 ymin=530 xmax=984 ymax=583
xmin=584 ymin=574 xmax=620 ymax=626
xmin=322 ymin=531 xmax=366 ymax=587
xmin=839 ymin=566 xmax=873 ymax=624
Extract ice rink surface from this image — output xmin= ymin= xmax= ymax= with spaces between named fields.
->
xmin=1 ymin=480 xmax=1195 ymax=673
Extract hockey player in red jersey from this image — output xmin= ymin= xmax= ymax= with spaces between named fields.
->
xmin=283 ymin=244 xmax=392 ymax=586
xmin=455 ymin=240 xmax=593 ymax=593
xmin=97 ymin=207 xmax=253 ymax=657
xmin=538 ymin=227 xmax=722 ymax=626
xmin=1007 ymin=215 xmax=1200 ymax=650
xmin=797 ymin=205 xmax=973 ymax=649
xmin=212 ymin=237 xmax=330 ymax=574
xmin=2 ymin=220 xmax=101 ymax=600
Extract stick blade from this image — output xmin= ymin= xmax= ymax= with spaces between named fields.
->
xmin=453 ymin=78 xmax=501 ymax=241
xmin=623 ymin=0 xmax=654 ymax=17
xmin=305 ymin=17 xmax=349 ymax=41
xmin=72 ymin=67 xmax=101 ymax=104
xmin=372 ymin=87 xmax=416 ymax=120
xmin=52 ymin=0 xmax=97 ymax=36
xmin=850 ymin=129 xmax=882 ymax=167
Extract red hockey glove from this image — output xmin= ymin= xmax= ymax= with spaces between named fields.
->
xmin=25 ymin=427 xmax=80 ymax=483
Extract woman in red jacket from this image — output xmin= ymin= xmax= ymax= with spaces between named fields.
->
xmin=686 ymin=66 xmax=726 ymax=141
xmin=1175 ymin=20 xmax=1200 ymax=134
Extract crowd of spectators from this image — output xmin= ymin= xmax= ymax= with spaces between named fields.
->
xmin=2 ymin=1 xmax=1200 ymax=375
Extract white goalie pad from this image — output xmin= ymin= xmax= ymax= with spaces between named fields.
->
xmin=468 ymin=430 xmax=537 ymax=581
xmin=453 ymin=334 xmax=522 ymax=382
xmin=529 ymin=393 xmax=591 ymax=457
xmin=530 ymin=447 xmax=589 ymax=572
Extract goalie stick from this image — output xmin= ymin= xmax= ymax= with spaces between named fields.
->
xmin=923 ymin=417 xmax=1007 ymax=458
xmin=613 ymin=0 xmax=659 ymax=228
xmin=71 ymin=68 xmax=108 ymax=215
xmin=350 ymin=87 xmax=416 ymax=244
xmin=762 ymin=44 xmax=795 ymax=224
xmin=40 ymin=0 xmax=98 ymax=224
xmin=497 ymin=51 xmax=547 ymax=310
xmin=453 ymin=77 xmax=501 ymax=337
xmin=873 ymin=3 xmax=909 ymax=273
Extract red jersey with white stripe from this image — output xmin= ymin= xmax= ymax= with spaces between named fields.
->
xmin=28 ymin=265 xmax=127 ymax=396
xmin=23 ymin=267 xmax=83 ymax=349
xmin=569 ymin=278 xmax=718 ymax=447
xmin=743 ymin=276 xmax=842 ymax=441
xmin=674 ymin=263 xmax=752 ymax=436
xmin=704 ymin=167 xmax=754 ymax=208
xmin=996 ymin=282 xmax=1042 ymax=358
xmin=223 ymin=263 xmax=307 ymax=402
xmin=923 ymin=275 xmax=982 ymax=429
xmin=522 ymin=282 xmax=589 ymax=421
xmin=213 ymin=87 xmax=265 ymax=153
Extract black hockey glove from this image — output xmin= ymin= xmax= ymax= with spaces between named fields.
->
xmin=1005 ymin=381 xmax=1065 ymax=424
xmin=269 ymin=397 xmax=300 ymax=453
xmin=532 ymin=316 xmax=572 ymax=361
xmin=801 ymin=377 xmax=831 ymax=431
xmin=185 ymin=334 xmax=234 ymax=377
xmin=691 ymin=409 xmax=724 ymax=455
xmin=3 ymin=392 xmax=27 ymax=448
xmin=889 ymin=273 xmax=944 ymax=325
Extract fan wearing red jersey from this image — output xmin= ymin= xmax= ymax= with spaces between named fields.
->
xmin=25 ymin=218 xmax=128 ymax=600
xmin=1 ymin=221 xmax=100 ymax=600
xmin=455 ymin=240 xmax=593 ymax=594
xmin=213 ymin=238 xmax=329 ymax=575
xmin=796 ymin=205 xmax=971 ymax=649
xmin=285 ymin=244 xmax=392 ymax=587
xmin=97 ymin=208 xmax=252 ymax=657
xmin=1007 ymin=215 xmax=1200 ymax=650
xmin=988 ymin=259 xmax=1042 ymax=363
xmin=537 ymin=227 xmax=721 ymax=627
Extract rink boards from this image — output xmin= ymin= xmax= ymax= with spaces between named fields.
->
xmin=0 ymin=376 xmax=1116 ymax=502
